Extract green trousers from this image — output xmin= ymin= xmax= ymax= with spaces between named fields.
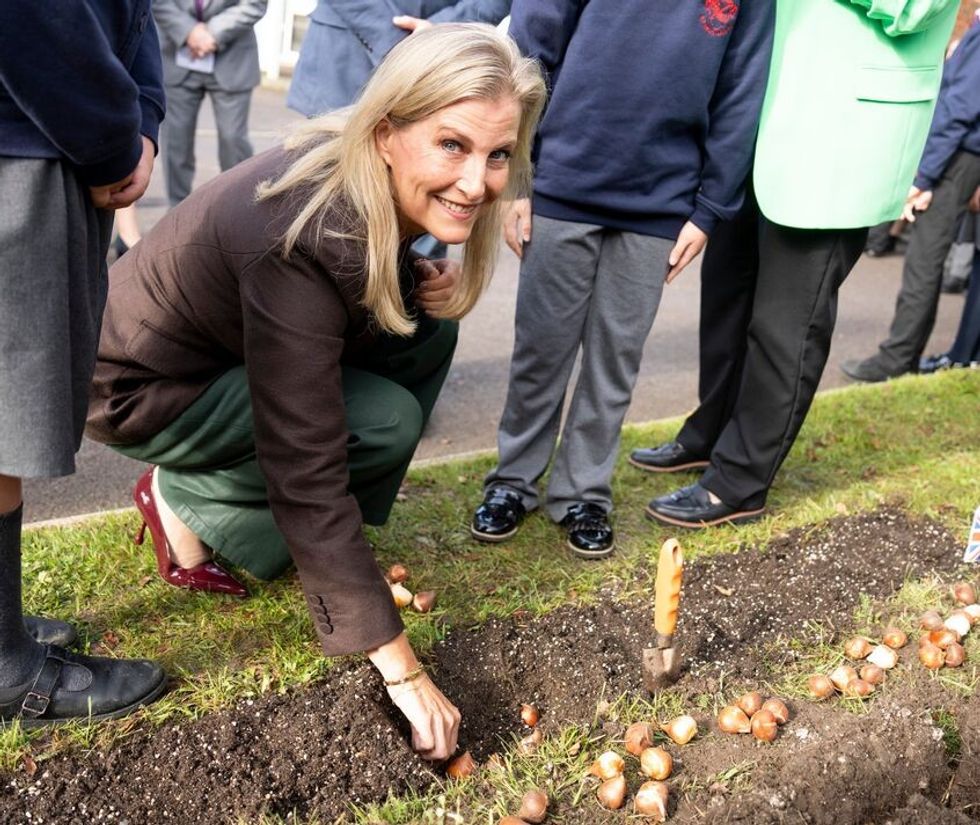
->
xmin=113 ymin=319 xmax=457 ymax=580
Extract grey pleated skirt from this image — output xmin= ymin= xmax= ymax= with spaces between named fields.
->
xmin=0 ymin=158 xmax=113 ymax=479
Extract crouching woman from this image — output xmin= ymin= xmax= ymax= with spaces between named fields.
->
xmin=86 ymin=24 xmax=545 ymax=759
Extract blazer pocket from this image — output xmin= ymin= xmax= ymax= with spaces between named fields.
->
xmin=124 ymin=320 xmax=220 ymax=380
xmin=855 ymin=65 xmax=940 ymax=104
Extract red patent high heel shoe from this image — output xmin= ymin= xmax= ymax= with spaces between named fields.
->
xmin=133 ymin=468 xmax=248 ymax=598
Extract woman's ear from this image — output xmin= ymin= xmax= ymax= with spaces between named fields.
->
xmin=374 ymin=120 xmax=394 ymax=167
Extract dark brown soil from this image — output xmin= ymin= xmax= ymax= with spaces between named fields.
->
xmin=2 ymin=507 xmax=977 ymax=824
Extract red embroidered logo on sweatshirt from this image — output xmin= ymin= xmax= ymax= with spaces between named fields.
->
xmin=700 ymin=0 xmax=739 ymax=36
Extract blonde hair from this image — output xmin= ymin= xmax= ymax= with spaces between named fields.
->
xmin=257 ymin=23 xmax=546 ymax=336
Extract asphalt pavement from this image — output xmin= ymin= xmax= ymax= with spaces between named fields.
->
xmin=23 ymin=86 xmax=971 ymax=523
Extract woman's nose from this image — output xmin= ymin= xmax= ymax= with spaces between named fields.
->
xmin=456 ymin=158 xmax=486 ymax=201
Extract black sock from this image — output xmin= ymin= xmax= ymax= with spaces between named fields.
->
xmin=0 ymin=505 xmax=44 ymax=688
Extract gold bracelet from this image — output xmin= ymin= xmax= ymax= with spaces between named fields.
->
xmin=384 ymin=664 xmax=426 ymax=687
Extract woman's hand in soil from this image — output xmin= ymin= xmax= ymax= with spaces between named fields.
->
xmin=387 ymin=674 xmax=461 ymax=760
xmin=503 ymin=198 xmax=532 ymax=258
xmin=414 ymin=258 xmax=461 ymax=317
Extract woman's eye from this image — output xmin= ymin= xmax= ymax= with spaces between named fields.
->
xmin=489 ymin=149 xmax=512 ymax=163
xmin=442 ymin=140 xmax=461 ymax=152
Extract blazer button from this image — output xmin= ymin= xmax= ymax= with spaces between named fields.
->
xmin=321 ymin=622 xmax=334 ymax=635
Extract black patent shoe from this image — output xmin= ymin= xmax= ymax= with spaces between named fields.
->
xmin=471 ymin=488 xmax=527 ymax=542
xmin=561 ymin=502 xmax=615 ymax=559
xmin=0 ymin=644 xmax=167 ymax=729
xmin=645 ymin=483 xmax=764 ymax=529
xmin=629 ymin=441 xmax=710 ymax=473
xmin=24 ymin=616 xmax=77 ymax=647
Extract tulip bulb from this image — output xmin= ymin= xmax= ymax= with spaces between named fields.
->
xmin=498 ymin=818 xmax=528 ymax=825
xmin=387 ymin=563 xmax=410 ymax=584
xmin=518 ymin=789 xmax=549 ymax=824
xmin=446 ymin=751 xmax=476 ymax=779
xmin=920 ymin=610 xmax=944 ymax=631
xmin=844 ymin=637 xmax=873 ymax=660
xmin=717 ymin=705 xmax=751 ymax=734
xmin=929 ymin=628 xmax=959 ymax=649
xmin=596 ymin=774 xmax=627 ymax=810
xmin=624 ymin=721 xmax=654 ymax=756
xmin=634 ymin=780 xmax=669 ymax=822
xmin=963 ymin=604 xmax=980 ymax=622
xmin=867 ymin=644 xmax=898 ymax=670
xmin=639 ymin=746 xmax=673 ymax=780
xmin=390 ymin=583 xmax=413 ymax=608
xmin=412 ymin=590 xmax=436 ymax=613
xmin=945 ymin=612 xmax=972 ymax=639
xmin=882 ymin=627 xmax=907 ymax=649
xmin=919 ymin=641 xmax=945 ymax=669
xmin=952 ymin=582 xmax=977 ymax=606
xmin=662 ymin=714 xmax=698 ymax=745
xmin=859 ymin=663 xmax=885 ymax=685
xmin=945 ymin=642 xmax=966 ymax=667
xmin=807 ymin=674 xmax=836 ymax=700
xmin=751 ymin=709 xmax=778 ymax=742
xmin=736 ymin=691 xmax=764 ymax=717
xmin=518 ymin=729 xmax=543 ymax=755
xmin=521 ymin=703 xmax=540 ymax=728
xmin=844 ymin=678 xmax=874 ymax=698
xmin=590 ymin=750 xmax=625 ymax=779
xmin=829 ymin=665 xmax=858 ymax=691
xmin=762 ymin=698 xmax=790 ymax=725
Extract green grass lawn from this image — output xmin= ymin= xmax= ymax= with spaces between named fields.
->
xmin=7 ymin=370 xmax=980 ymax=797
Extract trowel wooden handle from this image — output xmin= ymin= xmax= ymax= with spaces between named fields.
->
xmin=654 ymin=539 xmax=683 ymax=639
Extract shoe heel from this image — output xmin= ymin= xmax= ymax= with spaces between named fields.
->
xmin=134 ymin=521 xmax=147 ymax=546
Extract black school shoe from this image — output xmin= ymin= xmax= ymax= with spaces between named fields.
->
xmin=0 ymin=645 xmax=167 ymax=729
xmin=629 ymin=441 xmax=710 ymax=473
xmin=25 ymin=616 xmax=77 ymax=648
xmin=645 ymin=483 xmax=764 ymax=529
xmin=471 ymin=488 xmax=527 ymax=542
xmin=561 ymin=503 xmax=615 ymax=559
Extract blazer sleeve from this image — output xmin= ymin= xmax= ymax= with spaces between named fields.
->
xmin=152 ymin=0 xmax=198 ymax=49
xmin=0 ymin=1 xmax=147 ymax=185
xmin=130 ymin=16 xmax=166 ymax=151
xmin=240 ymin=250 xmax=404 ymax=657
xmin=913 ymin=28 xmax=980 ymax=190
xmin=325 ymin=0 xmax=408 ymax=67
xmin=208 ymin=0 xmax=269 ymax=49
xmin=690 ymin=0 xmax=776 ymax=235
xmin=425 ymin=0 xmax=512 ymax=25
xmin=843 ymin=0 xmax=958 ymax=36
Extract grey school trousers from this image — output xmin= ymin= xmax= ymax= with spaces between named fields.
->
xmin=873 ymin=150 xmax=980 ymax=374
xmin=486 ymin=214 xmax=671 ymax=521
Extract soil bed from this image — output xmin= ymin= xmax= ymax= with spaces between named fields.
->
xmin=2 ymin=507 xmax=976 ymax=824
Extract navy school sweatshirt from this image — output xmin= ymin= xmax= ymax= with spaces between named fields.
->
xmin=509 ymin=0 xmax=775 ymax=239
xmin=914 ymin=19 xmax=980 ymax=191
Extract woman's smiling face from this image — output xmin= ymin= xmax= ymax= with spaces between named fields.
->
xmin=375 ymin=96 xmax=521 ymax=244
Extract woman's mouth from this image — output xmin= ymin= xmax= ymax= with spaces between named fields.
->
xmin=435 ymin=195 xmax=480 ymax=218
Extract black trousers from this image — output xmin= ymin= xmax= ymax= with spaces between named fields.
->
xmin=677 ymin=190 xmax=867 ymax=509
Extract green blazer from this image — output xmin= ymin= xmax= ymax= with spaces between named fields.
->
xmin=754 ymin=0 xmax=958 ymax=229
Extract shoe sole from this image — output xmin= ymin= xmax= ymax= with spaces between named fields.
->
xmin=628 ymin=456 xmax=710 ymax=474
xmin=470 ymin=524 xmax=519 ymax=543
xmin=644 ymin=505 xmax=765 ymax=529
xmin=567 ymin=539 xmax=615 ymax=560
xmin=10 ymin=672 xmax=169 ymax=730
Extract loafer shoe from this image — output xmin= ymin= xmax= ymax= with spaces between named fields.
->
xmin=0 ymin=644 xmax=167 ymax=729
xmin=561 ymin=502 xmax=614 ymax=559
xmin=471 ymin=488 xmax=526 ymax=542
xmin=24 ymin=616 xmax=77 ymax=648
xmin=917 ymin=352 xmax=975 ymax=374
xmin=840 ymin=357 xmax=904 ymax=384
xmin=645 ymin=483 xmax=764 ymax=529
xmin=629 ymin=441 xmax=709 ymax=473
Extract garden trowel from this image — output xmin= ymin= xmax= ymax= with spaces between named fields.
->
xmin=642 ymin=538 xmax=684 ymax=693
